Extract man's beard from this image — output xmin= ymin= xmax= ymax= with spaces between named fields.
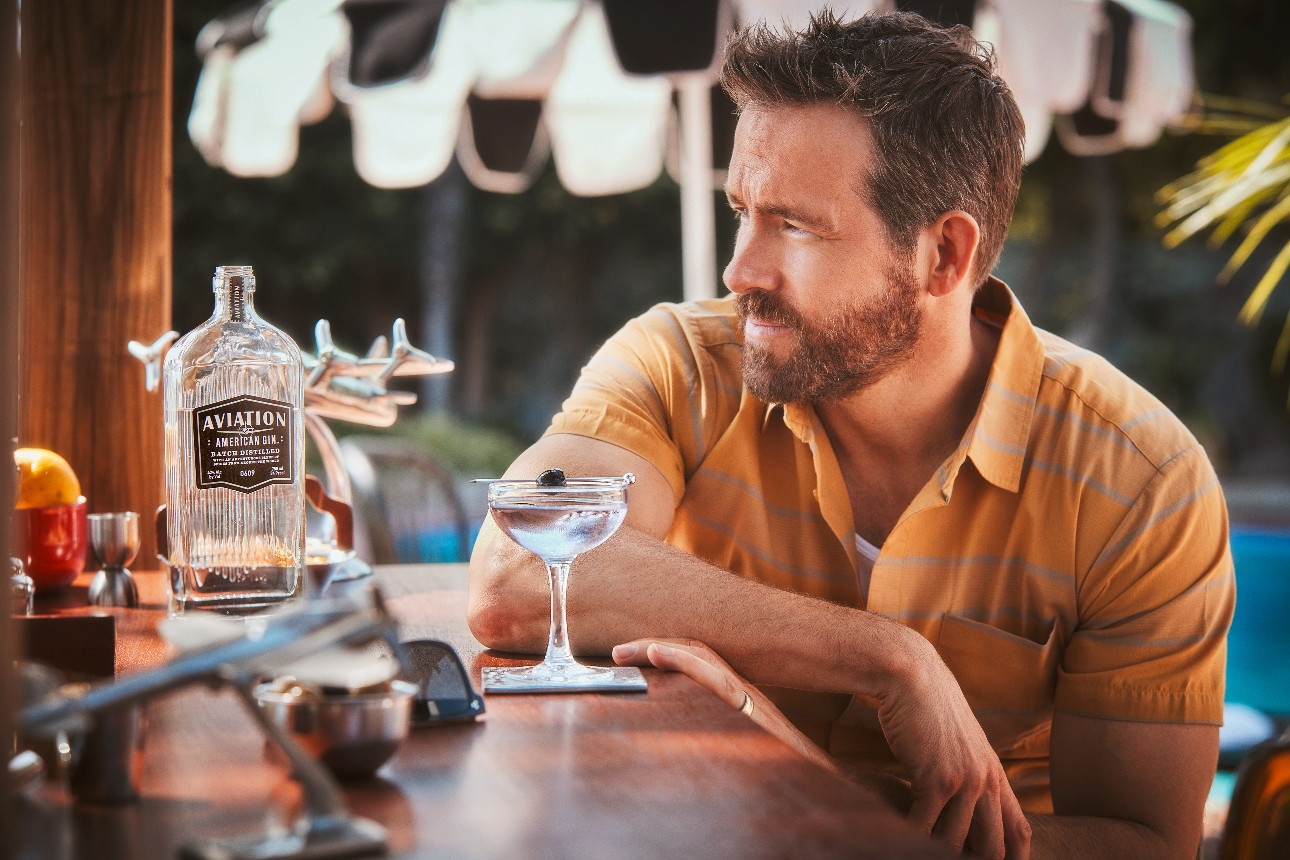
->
xmin=736 ymin=265 xmax=923 ymax=403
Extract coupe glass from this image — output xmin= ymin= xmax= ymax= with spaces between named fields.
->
xmin=481 ymin=474 xmax=646 ymax=693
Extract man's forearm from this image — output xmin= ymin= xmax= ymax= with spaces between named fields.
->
xmin=468 ymin=521 xmax=924 ymax=700
xmin=1028 ymin=813 xmax=1181 ymax=860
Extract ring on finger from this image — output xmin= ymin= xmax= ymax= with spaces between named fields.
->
xmin=738 ymin=691 xmax=754 ymax=717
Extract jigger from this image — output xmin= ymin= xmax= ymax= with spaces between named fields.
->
xmin=87 ymin=512 xmax=140 ymax=608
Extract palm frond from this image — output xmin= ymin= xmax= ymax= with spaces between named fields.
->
xmin=1189 ymin=118 xmax=1274 ymax=136
xmin=1160 ymin=100 xmax=1290 ymax=345
xmin=1162 ymin=162 xmax=1290 ymax=248
xmin=1208 ymin=186 xmax=1279 ymax=248
xmin=1273 ymin=309 xmax=1290 ymax=380
xmin=1199 ymin=93 xmax=1290 ymax=121
xmin=1237 ymin=238 xmax=1290 ymax=326
xmin=1218 ymin=188 xmax=1290 ymax=283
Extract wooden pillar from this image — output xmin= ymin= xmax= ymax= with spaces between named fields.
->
xmin=2 ymin=0 xmax=22 ymax=838
xmin=19 ymin=0 xmax=172 ymax=563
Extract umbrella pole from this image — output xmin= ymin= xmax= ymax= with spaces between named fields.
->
xmin=678 ymin=77 xmax=718 ymax=302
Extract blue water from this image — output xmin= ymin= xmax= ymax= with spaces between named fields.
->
xmin=398 ymin=522 xmax=483 ymax=564
xmin=1226 ymin=527 xmax=1290 ymax=716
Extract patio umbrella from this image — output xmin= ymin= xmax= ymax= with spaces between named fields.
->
xmin=189 ymin=0 xmax=1197 ymax=302
xmin=1053 ymin=0 xmax=1194 ymax=156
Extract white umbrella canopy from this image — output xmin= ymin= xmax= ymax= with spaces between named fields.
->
xmin=189 ymin=0 xmax=1197 ymax=300
xmin=1051 ymin=0 xmax=1195 ymax=156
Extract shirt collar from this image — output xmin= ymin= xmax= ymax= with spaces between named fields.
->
xmin=960 ymin=277 xmax=1044 ymax=495
xmin=761 ymin=277 xmax=1043 ymax=496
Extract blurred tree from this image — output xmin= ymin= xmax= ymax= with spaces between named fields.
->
xmin=420 ymin=161 xmax=467 ymax=415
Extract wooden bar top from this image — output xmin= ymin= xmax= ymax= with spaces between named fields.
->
xmin=17 ymin=565 xmax=950 ymax=859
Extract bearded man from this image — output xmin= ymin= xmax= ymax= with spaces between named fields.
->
xmin=468 ymin=12 xmax=1232 ymax=860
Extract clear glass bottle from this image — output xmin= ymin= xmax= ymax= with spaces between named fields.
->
xmin=163 ymin=266 xmax=305 ymax=615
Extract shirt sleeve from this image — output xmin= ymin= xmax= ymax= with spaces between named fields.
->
xmin=1055 ymin=445 xmax=1234 ymax=724
xmin=545 ymin=308 xmax=691 ymax=505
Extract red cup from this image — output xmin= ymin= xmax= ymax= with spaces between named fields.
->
xmin=13 ymin=496 xmax=88 ymax=592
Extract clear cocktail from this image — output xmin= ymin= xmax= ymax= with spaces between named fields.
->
xmin=482 ymin=473 xmax=645 ymax=693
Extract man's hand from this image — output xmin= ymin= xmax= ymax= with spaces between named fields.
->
xmin=615 ymin=636 xmax=1030 ymax=860
xmin=612 ymin=638 xmax=840 ymax=770
xmin=879 ymin=635 xmax=1031 ymax=860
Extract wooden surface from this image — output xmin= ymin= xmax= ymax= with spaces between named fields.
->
xmin=17 ymin=565 xmax=951 ymax=859
xmin=18 ymin=0 xmax=172 ymax=561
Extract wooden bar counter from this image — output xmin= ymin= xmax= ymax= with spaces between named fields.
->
xmin=16 ymin=565 xmax=950 ymax=860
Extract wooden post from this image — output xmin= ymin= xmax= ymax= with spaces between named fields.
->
xmin=19 ymin=0 xmax=172 ymax=564
xmin=2 ymin=0 xmax=22 ymax=841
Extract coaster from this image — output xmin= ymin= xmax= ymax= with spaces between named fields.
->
xmin=481 ymin=665 xmax=647 ymax=694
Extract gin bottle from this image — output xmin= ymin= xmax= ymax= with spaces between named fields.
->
xmin=163 ymin=266 xmax=306 ymax=614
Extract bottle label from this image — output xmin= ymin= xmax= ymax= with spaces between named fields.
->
xmin=193 ymin=395 xmax=296 ymax=493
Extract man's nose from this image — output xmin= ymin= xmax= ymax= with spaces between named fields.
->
xmin=723 ymin=227 xmax=779 ymax=296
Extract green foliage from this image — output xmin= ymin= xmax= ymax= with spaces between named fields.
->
xmin=1157 ymin=99 xmax=1290 ymax=398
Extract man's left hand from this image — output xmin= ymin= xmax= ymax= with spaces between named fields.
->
xmin=612 ymin=638 xmax=837 ymax=769
xmin=612 ymin=637 xmax=920 ymax=817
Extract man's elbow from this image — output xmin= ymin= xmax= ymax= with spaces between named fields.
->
xmin=467 ymin=540 xmax=546 ymax=652
xmin=467 ymin=583 xmax=536 ymax=652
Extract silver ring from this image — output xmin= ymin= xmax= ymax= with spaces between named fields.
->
xmin=739 ymin=691 xmax=755 ymax=717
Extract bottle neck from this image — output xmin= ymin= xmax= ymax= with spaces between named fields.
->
xmin=213 ymin=274 xmax=257 ymax=323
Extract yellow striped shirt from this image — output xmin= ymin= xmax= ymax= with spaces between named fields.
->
xmin=546 ymin=278 xmax=1233 ymax=811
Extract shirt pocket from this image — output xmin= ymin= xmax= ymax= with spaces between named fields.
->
xmin=936 ymin=614 xmax=1064 ymax=758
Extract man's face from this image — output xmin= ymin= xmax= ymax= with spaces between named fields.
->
xmin=724 ymin=103 xmax=923 ymax=404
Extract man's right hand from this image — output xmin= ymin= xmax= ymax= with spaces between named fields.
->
xmin=880 ymin=630 xmax=1031 ymax=860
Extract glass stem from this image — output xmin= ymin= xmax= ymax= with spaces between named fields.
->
xmin=543 ymin=560 xmax=576 ymax=667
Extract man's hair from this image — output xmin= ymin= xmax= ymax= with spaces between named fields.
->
xmin=721 ymin=11 xmax=1025 ymax=284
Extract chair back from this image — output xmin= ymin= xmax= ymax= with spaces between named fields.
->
xmin=1220 ymin=731 xmax=1290 ymax=860
xmin=339 ymin=436 xmax=470 ymax=564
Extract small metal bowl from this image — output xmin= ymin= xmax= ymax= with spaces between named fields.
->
xmin=254 ymin=680 xmax=417 ymax=780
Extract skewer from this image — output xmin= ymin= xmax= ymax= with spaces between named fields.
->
xmin=470 ymin=474 xmax=635 ymax=485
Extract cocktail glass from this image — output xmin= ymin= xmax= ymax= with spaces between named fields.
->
xmin=481 ymin=474 xmax=646 ymax=693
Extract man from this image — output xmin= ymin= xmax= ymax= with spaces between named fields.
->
xmin=468 ymin=12 xmax=1232 ymax=860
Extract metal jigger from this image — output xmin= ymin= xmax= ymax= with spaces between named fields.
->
xmin=11 ymin=556 xmax=34 ymax=616
xmin=87 ymin=513 xmax=140 ymax=608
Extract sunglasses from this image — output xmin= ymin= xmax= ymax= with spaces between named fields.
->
xmin=398 ymin=639 xmax=485 ymax=725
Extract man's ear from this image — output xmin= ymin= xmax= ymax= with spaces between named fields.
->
xmin=922 ymin=211 xmax=981 ymax=298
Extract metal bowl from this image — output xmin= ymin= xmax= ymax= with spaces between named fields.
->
xmin=304 ymin=539 xmax=373 ymax=591
xmin=254 ymin=680 xmax=416 ymax=779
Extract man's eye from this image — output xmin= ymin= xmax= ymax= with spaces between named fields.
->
xmin=784 ymin=223 xmax=813 ymax=237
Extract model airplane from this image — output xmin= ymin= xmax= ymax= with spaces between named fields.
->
xmin=127 ymin=331 xmax=179 ymax=393
xmin=302 ymin=319 xmax=453 ymax=428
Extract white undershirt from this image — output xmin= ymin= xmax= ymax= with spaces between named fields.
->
xmin=854 ymin=533 xmax=882 ymax=604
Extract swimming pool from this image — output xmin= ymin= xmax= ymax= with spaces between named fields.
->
xmin=1226 ymin=527 xmax=1290 ymax=716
